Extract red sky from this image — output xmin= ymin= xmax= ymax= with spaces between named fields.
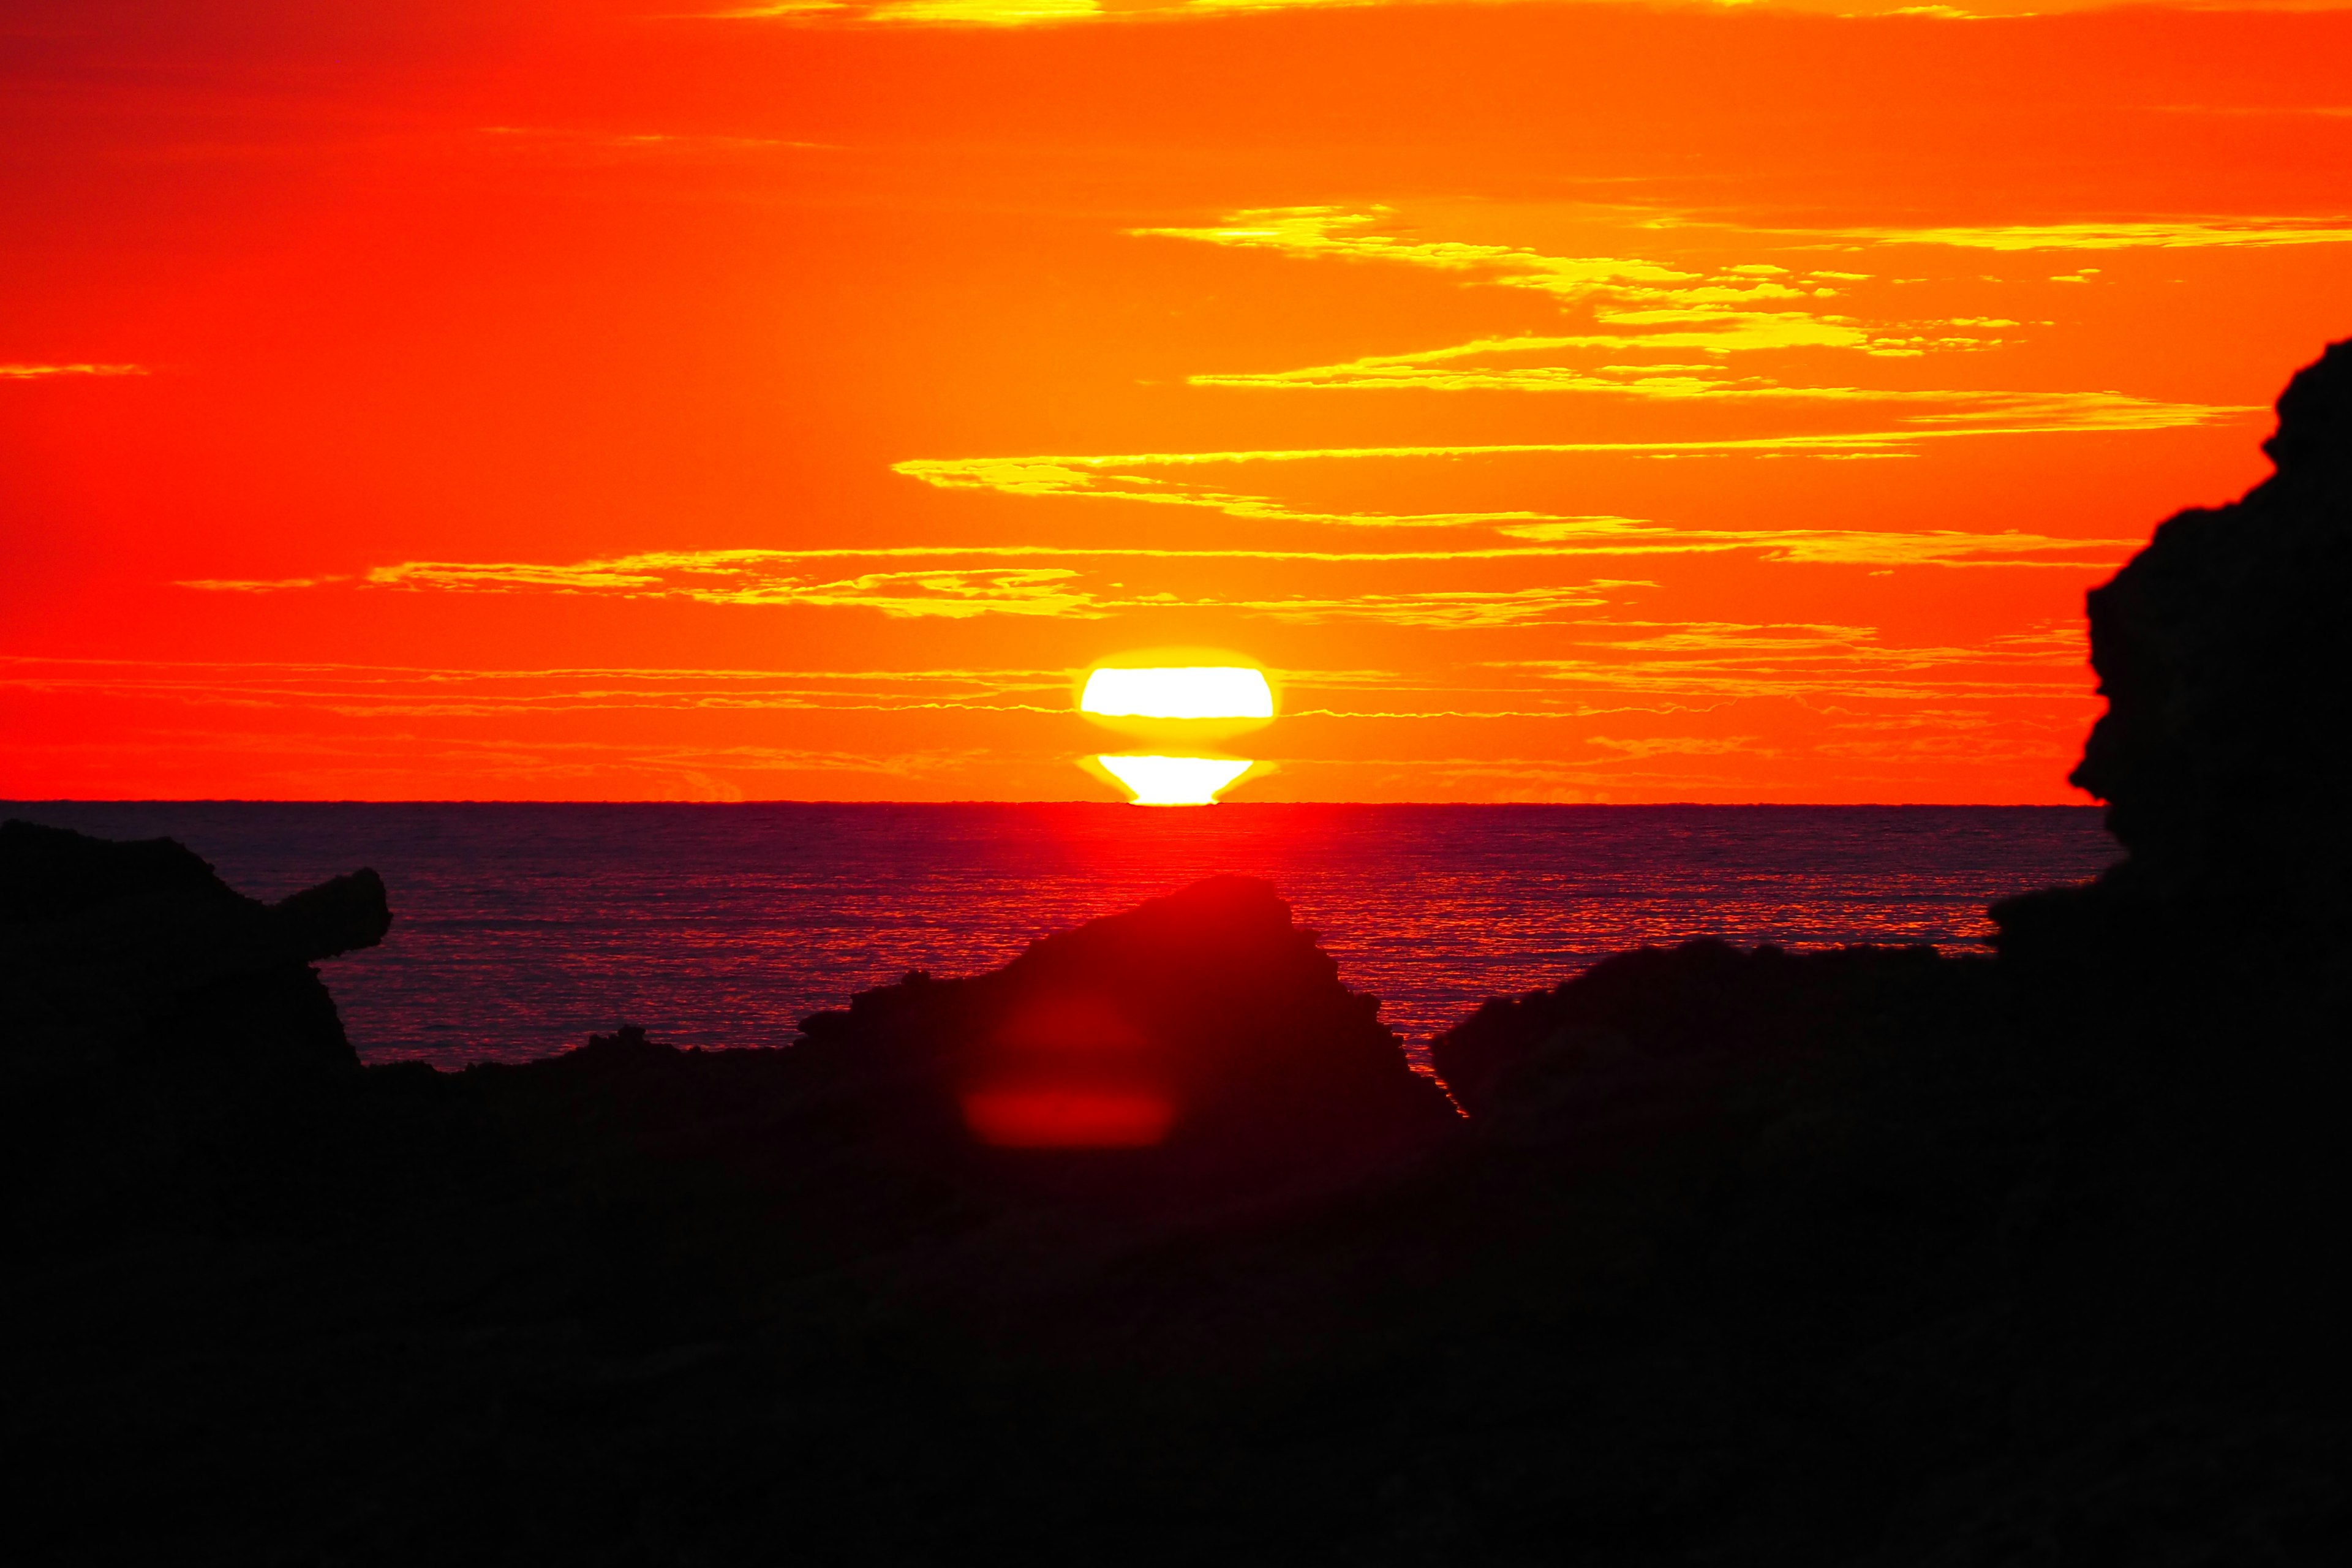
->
xmin=5 ymin=0 xmax=2349 ymax=802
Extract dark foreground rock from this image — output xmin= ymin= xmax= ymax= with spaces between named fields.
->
xmin=2011 ymin=336 xmax=2352 ymax=969
xmin=6 ymin=344 xmax=2351 ymax=1562
xmin=1 ymin=818 xmax=390 ymax=1079
xmin=10 ymin=895 xmax=2344 ymax=1566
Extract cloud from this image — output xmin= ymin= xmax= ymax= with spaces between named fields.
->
xmin=1135 ymin=206 xmax=1761 ymax=307
xmin=1132 ymin=206 xmax=2352 ymax=450
xmin=182 ymin=546 xmax=1646 ymax=627
xmin=1129 ymin=207 xmax=2267 ymax=446
xmin=893 ymin=452 xmax=2158 ymax=563
xmin=1218 ymin=582 xmax=1615 ymax=627
xmin=700 ymin=0 xmax=1096 ymax=21
xmin=1186 ymin=344 xmax=2230 ymax=424
xmin=0 ymin=654 xmax=1077 ymax=720
xmin=170 ymin=526 xmax=2133 ymax=646
xmin=1130 ymin=207 xmax=2030 ymax=364
xmin=1583 ymin=733 xmax=1763 ymax=760
xmin=1 ymin=363 xmax=146 ymax=379
xmin=175 ymin=576 xmax=349 ymax=592
xmin=1489 ymin=616 xmax=2094 ymax=701
xmin=702 ymin=2 xmax=855 ymax=15
xmin=1828 ymin=217 xmax=2352 ymax=251
xmin=222 ymin=522 xmax=2139 ymax=635
xmin=362 ymin=559 xmax=1102 ymax=619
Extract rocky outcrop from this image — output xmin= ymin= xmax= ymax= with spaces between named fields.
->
xmin=794 ymin=873 xmax=1460 ymax=1196
xmin=1428 ymin=938 xmax=1951 ymax=1121
xmin=0 ymin=818 xmax=390 ymax=1077
xmin=2065 ymin=336 xmax=2352 ymax=919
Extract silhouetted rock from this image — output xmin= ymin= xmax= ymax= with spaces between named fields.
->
xmin=1 ymin=818 xmax=390 ymax=1077
xmin=1430 ymin=938 xmax=1948 ymax=1121
xmin=2065 ymin=336 xmax=2352 ymax=919
xmin=795 ymin=874 xmax=1458 ymax=1197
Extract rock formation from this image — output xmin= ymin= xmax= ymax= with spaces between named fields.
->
xmin=1 ymin=818 xmax=391 ymax=1079
xmin=2066 ymin=336 xmax=2352 ymax=919
xmin=796 ymin=873 xmax=1458 ymax=1195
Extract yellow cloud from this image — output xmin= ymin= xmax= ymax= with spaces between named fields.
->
xmin=0 ymin=654 xmax=1078 ymax=720
xmin=175 ymin=576 xmax=350 ymax=592
xmin=1 ymin=363 xmax=146 ymax=379
xmin=867 ymin=0 xmax=1096 ymax=20
xmin=1490 ymin=617 xmax=2094 ymax=701
xmin=1220 ymin=583 xmax=1614 ymax=627
xmin=894 ymin=425 xmax=2207 ymax=557
xmin=1134 ymin=206 xmax=1756 ymax=308
xmin=366 ymin=559 xmax=1102 ymax=619
xmin=703 ymin=0 xmax=1095 ymax=19
xmin=182 ymin=507 xmax=2139 ymax=639
xmin=1830 ymin=217 xmax=2352 ymax=251
xmin=1185 ymin=339 xmax=2228 ymax=418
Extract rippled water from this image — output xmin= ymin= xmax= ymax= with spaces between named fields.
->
xmin=7 ymin=802 xmax=2117 ymax=1065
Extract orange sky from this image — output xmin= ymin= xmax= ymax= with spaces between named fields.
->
xmin=5 ymin=0 xmax=2349 ymax=802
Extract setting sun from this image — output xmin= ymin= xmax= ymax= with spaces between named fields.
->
xmin=1095 ymin=755 xmax=1254 ymax=806
xmin=1080 ymin=666 xmax=1275 ymax=721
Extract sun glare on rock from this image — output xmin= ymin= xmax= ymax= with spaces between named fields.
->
xmin=960 ymin=1088 xmax=1175 ymax=1148
xmin=1097 ymin=755 xmax=1253 ymax=806
xmin=1079 ymin=666 xmax=1274 ymax=720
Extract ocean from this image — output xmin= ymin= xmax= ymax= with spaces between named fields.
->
xmin=6 ymin=802 xmax=2118 ymax=1066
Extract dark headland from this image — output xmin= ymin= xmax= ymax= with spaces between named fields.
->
xmin=7 ymin=342 xmax=2350 ymax=1563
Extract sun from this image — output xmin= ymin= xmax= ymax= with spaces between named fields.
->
xmin=1075 ymin=654 xmax=1275 ymax=805
xmin=1079 ymin=666 xmax=1273 ymax=722
xmin=1095 ymin=755 xmax=1254 ymax=807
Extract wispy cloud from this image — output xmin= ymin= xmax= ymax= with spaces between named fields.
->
xmin=1131 ymin=206 xmax=2264 ymax=426
xmin=0 ymin=654 xmax=1076 ymax=720
xmin=1828 ymin=217 xmax=2352 ymax=251
xmin=1186 ymin=346 xmax=2222 ymax=422
xmin=892 ymin=452 xmax=2158 ymax=562
xmin=176 ymin=576 xmax=350 ymax=593
xmin=258 ymin=549 xmax=1643 ymax=627
xmin=1135 ymin=206 xmax=1798 ymax=307
xmin=367 ymin=560 xmax=1104 ymax=619
xmin=1130 ymin=206 xmax=2019 ymax=363
xmin=179 ymin=522 xmax=2136 ymax=631
xmin=1218 ymin=583 xmax=1615 ymax=627
xmin=1491 ymin=617 xmax=2092 ymax=702
xmin=1 ymin=363 xmax=146 ymax=379
xmin=700 ymin=0 xmax=1096 ymax=21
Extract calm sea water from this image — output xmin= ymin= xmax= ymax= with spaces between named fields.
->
xmin=6 ymin=802 xmax=2117 ymax=1066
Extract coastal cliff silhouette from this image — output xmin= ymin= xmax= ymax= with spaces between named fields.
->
xmin=7 ymin=340 xmax=2349 ymax=1562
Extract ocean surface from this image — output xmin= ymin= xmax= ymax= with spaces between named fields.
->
xmin=7 ymin=802 xmax=2119 ymax=1066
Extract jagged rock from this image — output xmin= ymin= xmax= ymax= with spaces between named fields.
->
xmin=1429 ymin=938 xmax=1951 ymax=1122
xmin=794 ymin=873 xmax=1459 ymax=1195
xmin=0 ymin=818 xmax=391 ymax=1076
xmin=2066 ymin=336 xmax=2352 ymax=916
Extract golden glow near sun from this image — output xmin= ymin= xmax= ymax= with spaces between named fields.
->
xmin=1095 ymin=755 xmax=1254 ymax=807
